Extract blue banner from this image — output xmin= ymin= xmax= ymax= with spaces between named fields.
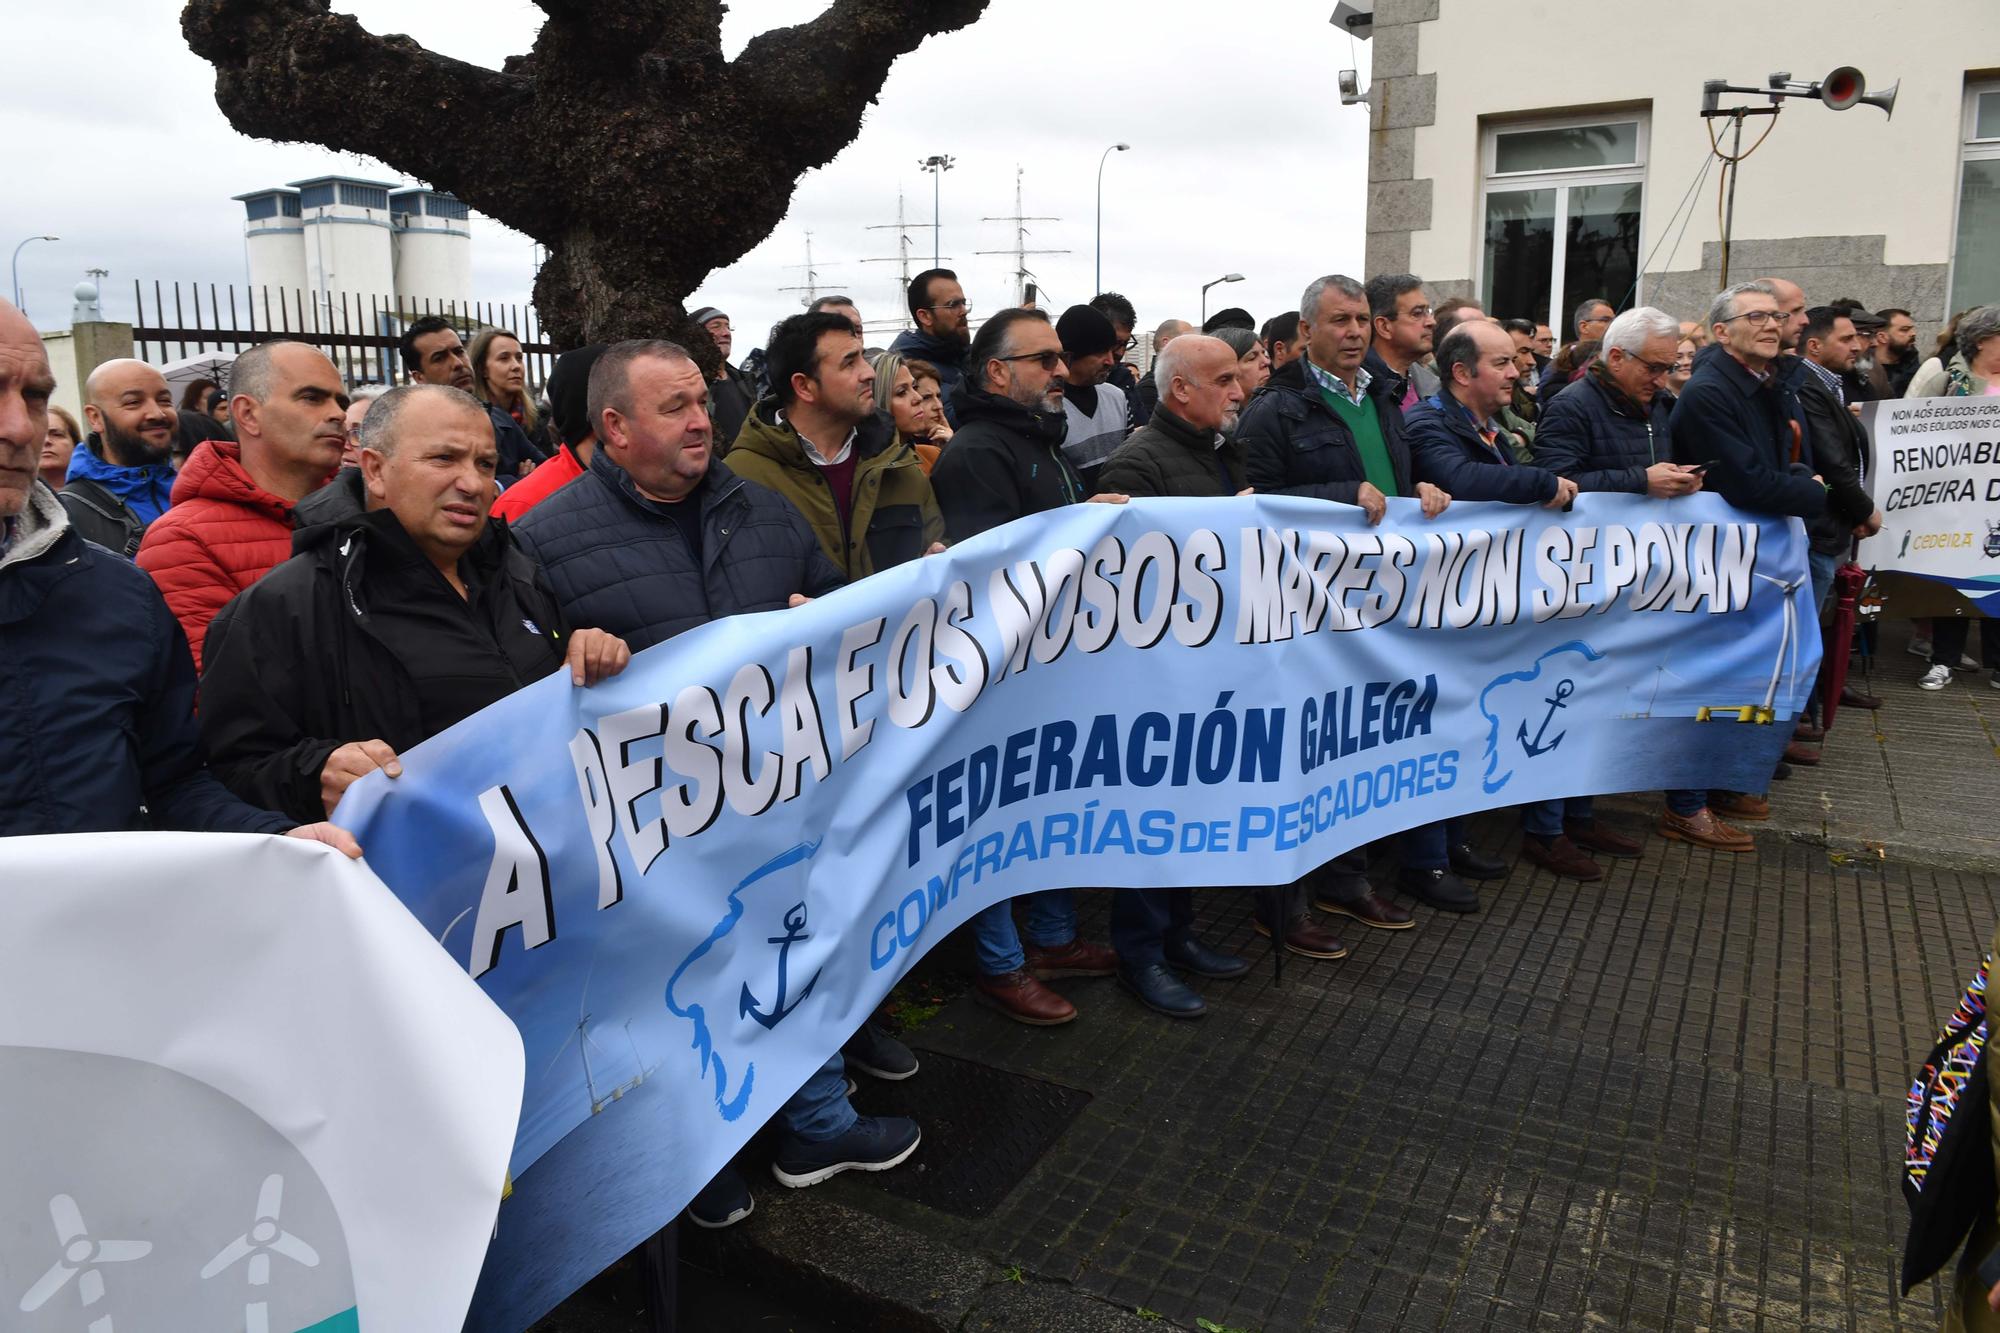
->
xmin=334 ymin=493 xmax=1817 ymax=1330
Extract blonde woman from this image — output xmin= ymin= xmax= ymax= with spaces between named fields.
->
xmin=469 ymin=326 xmax=555 ymax=457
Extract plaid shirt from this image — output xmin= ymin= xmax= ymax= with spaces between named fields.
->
xmin=1304 ymin=356 xmax=1373 ymax=408
xmin=1798 ymin=355 xmax=1846 ymax=406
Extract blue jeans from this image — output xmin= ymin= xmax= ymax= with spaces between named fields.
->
xmin=1809 ymin=548 xmax=1840 ymax=617
xmin=1398 ymin=818 xmax=1464 ymax=871
xmin=779 ymin=1053 xmax=856 ymax=1142
xmin=1110 ymin=888 xmax=1195 ymax=967
xmin=971 ymin=891 xmax=1078 ymax=975
xmin=1522 ymin=796 xmax=1594 ymax=838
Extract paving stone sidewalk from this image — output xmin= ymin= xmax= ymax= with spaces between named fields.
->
xmin=712 ymin=619 xmax=2000 ymax=1332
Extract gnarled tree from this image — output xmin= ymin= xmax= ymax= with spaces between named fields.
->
xmin=182 ymin=0 xmax=989 ymax=364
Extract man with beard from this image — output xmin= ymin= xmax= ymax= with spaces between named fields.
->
xmin=928 ymin=308 xmax=1137 ymax=1018
xmin=62 ymin=358 xmax=179 ymax=555
xmin=398 ymin=316 xmax=545 ymax=480
xmin=889 ymin=268 xmax=972 ymax=426
xmin=1870 ymin=307 xmax=1921 ymax=399
xmin=1053 ymin=304 xmax=1132 ymax=487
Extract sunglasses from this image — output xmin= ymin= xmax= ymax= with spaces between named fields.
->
xmin=999 ymin=350 xmax=1066 ymax=371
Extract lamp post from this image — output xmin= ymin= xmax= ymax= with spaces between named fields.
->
xmin=10 ymin=235 xmax=58 ymax=314
xmin=1095 ymin=143 xmax=1129 ymax=295
xmin=919 ymin=154 xmax=955 ymax=268
xmin=1201 ymin=272 xmax=1244 ymax=327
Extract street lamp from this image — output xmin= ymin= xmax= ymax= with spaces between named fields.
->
xmin=919 ymin=154 xmax=955 ymax=268
xmin=1201 ymin=272 xmax=1244 ymax=326
xmin=1095 ymin=143 xmax=1130 ymax=295
xmin=10 ymin=235 xmax=58 ymax=313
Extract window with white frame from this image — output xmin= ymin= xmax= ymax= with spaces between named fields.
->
xmin=1951 ymin=84 xmax=2000 ymax=314
xmin=1479 ymin=113 xmax=1647 ymax=331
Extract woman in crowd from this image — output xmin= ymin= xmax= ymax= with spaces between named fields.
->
xmin=1210 ymin=326 xmax=1272 ymax=397
xmin=41 ymin=404 xmax=81 ymax=491
xmin=469 ymin=326 xmax=556 ymax=457
xmin=1667 ymin=336 xmax=1697 ymax=394
xmin=180 ymin=378 xmax=219 ymax=413
xmin=871 ymin=351 xmax=951 ymax=474
xmin=1908 ymin=307 xmax=1995 ymax=399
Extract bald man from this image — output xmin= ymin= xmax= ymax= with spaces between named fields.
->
xmin=136 ymin=341 xmax=348 ymax=671
xmin=59 ymin=358 xmax=180 ymax=556
xmin=0 ymin=298 xmax=358 ymax=852
xmin=1133 ymin=318 xmax=1194 ymax=423
xmin=1757 ymin=277 xmax=1809 ymax=355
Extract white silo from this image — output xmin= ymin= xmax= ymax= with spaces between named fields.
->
xmin=391 ymin=189 xmax=473 ymax=314
xmin=291 ymin=175 xmax=398 ymax=329
xmin=235 ymin=188 xmax=307 ymax=299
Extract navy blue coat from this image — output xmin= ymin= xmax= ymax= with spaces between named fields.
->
xmin=1237 ymin=358 xmax=1414 ymax=504
xmin=1532 ymin=372 xmax=1676 ymax=493
xmin=887 ymin=329 xmax=967 ymax=427
xmin=1406 ymin=393 xmax=1561 ymax=504
xmin=513 ymin=450 xmax=844 ymax=654
xmin=1670 ymin=348 xmax=1826 ymax=519
xmin=0 ymin=490 xmax=291 ymax=837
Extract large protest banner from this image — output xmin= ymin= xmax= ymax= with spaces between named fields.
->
xmin=0 ymin=834 xmax=522 ymax=1332
xmin=1859 ymin=395 xmax=2000 ymax=614
xmin=332 ymin=492 xmax=1817 ymax=1329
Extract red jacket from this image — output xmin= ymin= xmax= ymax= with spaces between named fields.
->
xmin=136 ymin=439 xmax=299 ymax=673
xmin=490 ymin=442 xmax=587 ymax=523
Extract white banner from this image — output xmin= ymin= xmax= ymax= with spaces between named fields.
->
xmin=0 ymin=834 xmax=523 ymax=1333
xmin=1860 ymin=395 xmax=2000 ymax=612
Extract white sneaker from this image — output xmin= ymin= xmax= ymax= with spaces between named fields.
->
xmin=1908 ymin=637 xmax=1934 ymax=659
xmin=1919 ymin=664 xmax=1952 ymax=691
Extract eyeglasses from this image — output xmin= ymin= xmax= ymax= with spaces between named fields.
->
xmin=1402 ymin=306 xmax=1434 ymax=321
xmin=926 ymin=299 xmax=971 ymax=312
xmin=1630 ymin=355 xmax=1679 ymax=377
xmin=998 ymin=351 xmax=1066 ymax=371
xmin=1723 ymin=309 xmax=1784 ymax=326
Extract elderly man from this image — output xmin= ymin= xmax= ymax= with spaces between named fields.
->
xmin=1238 ymin=276 xmax=1505 ymax=916
xmin=61 ymin=358 xmax=179 ymax=555
xmin=889 ymin=269 xmax=972 ymax=425
xmin=0 ymin=297 xmax=354 ymax=854
xmin=1362 ymin=273 xmax=1440 ymax=411
xmin=399 ymin=316 xmax=544 ymax=479
xmin=511 ymin=338 xmax=915 ymax=1220
xmin=1100 ymin=335 xmax=1354 ymax=977
xmin=1133 ymin=316 xmax=1193 ymax=422
xmin=929 ymin=309 xmax=1136 ymax=1017
xmin=200 ymin=381 xmax=632 ymax=824
xmin=136 ymin=341 xmax=347 ymax=671
xmin=726 ymin=310 xmax=944 ymax=578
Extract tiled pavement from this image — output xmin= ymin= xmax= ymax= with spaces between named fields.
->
xmin=721 ymin=619 xmax=2000 ymax=1332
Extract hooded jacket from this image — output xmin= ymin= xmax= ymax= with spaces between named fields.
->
xmin=1532 ymin=367 xmax=1676 ymax=494
xmin=1236 ymin=357 xmax=1413 ymax=505
xmin=0 ymin=482 xmax=290 ymax=837
xmin=887 ymin=328 xmax=968 ymax=426
xmin=723 ymin=400 xmax=945 ymax=578
xmin=930 ymin=381 xmax=1086 ymax=541
xmin=513 ymin=448 xmax=845 ymax=653
xmin=1097 ymin=405 xmax=1244 ymax=498
xmin=1406 ymin=392 xmax=1561 ymax=505
xmin=59 ymin=437 xmax=175 ymax=556
xmin=135 ymin=438 xmax=303 ymax=673
xmin=199 ymin=505 xmax=573 ymax=823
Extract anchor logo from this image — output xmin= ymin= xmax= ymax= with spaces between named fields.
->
xmin=739 ymin=901 xmax=822 ymax=1030
xmin=1516 ymin=679 xmax=1574 ymax=757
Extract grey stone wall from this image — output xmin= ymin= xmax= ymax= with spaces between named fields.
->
xmin=1642 ymin=236 xmax=1949 ymax=330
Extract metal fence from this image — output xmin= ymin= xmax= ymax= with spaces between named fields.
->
xmin=130 ymin=280 xmax=559 ymax=391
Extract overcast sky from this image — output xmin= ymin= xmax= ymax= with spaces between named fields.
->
xmin=1 ymin=0 xmax=1373 ymax=351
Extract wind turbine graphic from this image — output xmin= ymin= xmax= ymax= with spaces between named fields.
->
xmin=544 ymin=956 xmax=610 ymax=1112
xmin=17 ymin=1193 xmax=152 ymax=1333
xmin=200 ymin=1174 xmax=321 ymax=1333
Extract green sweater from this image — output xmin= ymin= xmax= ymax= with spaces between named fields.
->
xmin=1317 ymin=386 xmax=1400 ymax=497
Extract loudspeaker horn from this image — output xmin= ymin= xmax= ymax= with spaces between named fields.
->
xmin=1858 ymin=80 xmax=1899 ymax=119
xmin=1818 ymin=66 xmax=1873 ymax=112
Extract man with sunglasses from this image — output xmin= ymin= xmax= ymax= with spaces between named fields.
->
xmin=890 ymin=268 xmax=973 ymax=426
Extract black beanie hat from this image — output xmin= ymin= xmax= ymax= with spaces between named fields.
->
xmin=1203 ymin=307 xmax=1256 ymax=334
xmin=549 ymin=343 xmax=610 ymax=447
xmin=1056 ymin=304 xmax=1118 ymax=358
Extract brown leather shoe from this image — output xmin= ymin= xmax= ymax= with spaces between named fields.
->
xmin=1025 ymin=938 xmax=1116 ymax=979
xmin=1521 ymin=834 xmax=1603 ymax=881
xmin=1841 ymin=684 xmax=1883 ymax=710
xmin=1565 ymin=820 xmax=1642 ymax=857
xmin=1252 ymin=914 xmax=1349 ymax=960
xmin=1710 ymin=792 xmax=1770 ymax=821
xmin=1656 ymin=808 xmax=1755 ymax=852
xmin=1310 ymin=884 xmax=1415 ymax=930
xmin=1782 ymin=741 xmax=1822 ymax=766
xmin=974 ymin=970 xmax=1077 ymax=1025
xmin=1793 ymin=719 xmax=1826 ymax=742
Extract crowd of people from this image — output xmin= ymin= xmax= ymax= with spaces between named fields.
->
xmin=5 ymin=250 xmax=1988 ymax=1233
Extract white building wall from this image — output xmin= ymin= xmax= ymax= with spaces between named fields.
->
xmin=393 ymin=230 xmax=472 ymax=310
xmin=302 ymin=215 xmax=396 ymax=325
xmin=244 ymin=226 xmax=308 ymax=297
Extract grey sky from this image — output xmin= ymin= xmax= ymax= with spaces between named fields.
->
xmin=1 ymin=0 xmax=1374 ymax=351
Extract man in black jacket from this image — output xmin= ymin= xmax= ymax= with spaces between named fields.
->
xmin=200 ymin=383 xmax=632 ymax=825
xmin=0 ymin=297 xmax=355 ymax=854
xmin=512 ymin=340 xmax=917 ymax=1215
xmin=1236 ymin=274 xmax=1504 ymax=916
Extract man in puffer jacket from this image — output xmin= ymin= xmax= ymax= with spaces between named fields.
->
xmin=137 ymin=341 xmax=346 ymax=671
xmin=1534 ymin=308 xmax=1700 ymax=499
